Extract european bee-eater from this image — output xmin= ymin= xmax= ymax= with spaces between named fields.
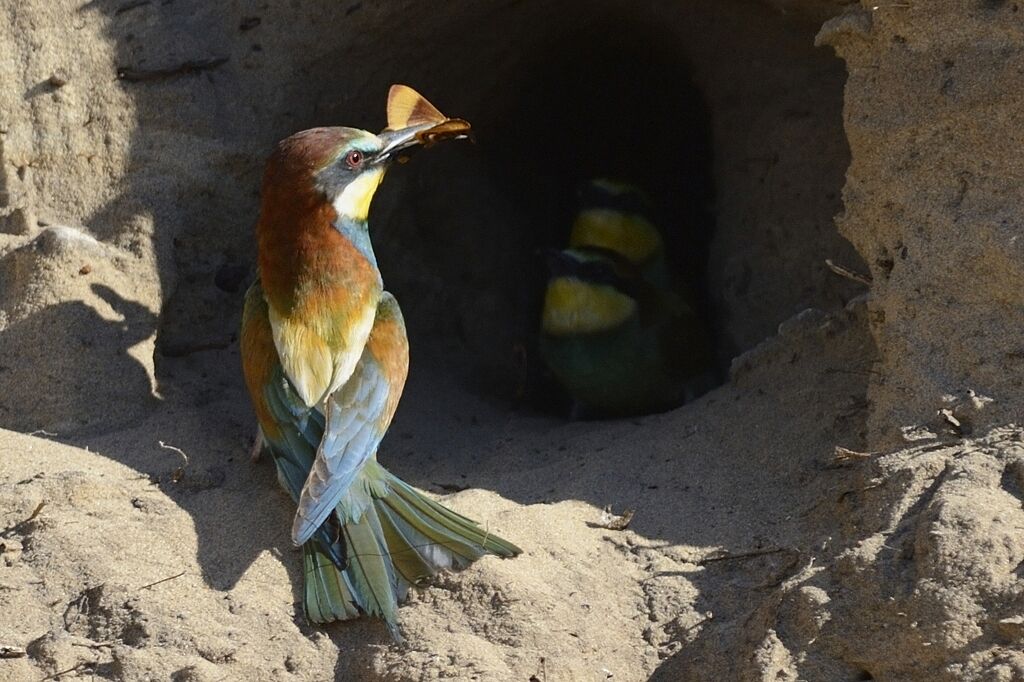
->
xmin=240 ymin=85 xmax=519 ymax=637
xmin=539 ymin=180 xmax=717 ymax=417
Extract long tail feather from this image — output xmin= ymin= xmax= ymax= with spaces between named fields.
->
xmin=301 ymin=464 xmax=520 ymax=636
xmin=303 ymin=543 xmax=358 ymax=623
xmin=385 ymin=475 xmax=521 ymax=558
xmin=341 ymin=505 xmax=402 ymax=637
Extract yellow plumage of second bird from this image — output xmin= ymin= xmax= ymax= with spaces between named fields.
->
xmin=570 ymin=209 xmax=663 ymax=265
xmin=541 ymin=278 xmax=637 ymax=336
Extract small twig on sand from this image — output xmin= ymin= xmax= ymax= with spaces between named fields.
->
xmin=22 ymin=502 xmax=44 ymax=524
xmin=831 ymin=445 xmax=875 ymax=466
xmin=825 ymin=258 xmax=872 ymax=286
xmin=1 ymin=502 xmax=46 ymax=538
xmin=699 ymin=547 xmax=789 ymax=565
xmin=117 ymin=57 xmax=228 ymax=82
xmin=158 ymin=441 xmax=189 ymax=482
xmin=138 ymin=571 xmax=187 ymax=591
xmin=0 ymin=645 xmax=26 ymax=658
xmin=70 ymin=639 xmax=115 ymax=650
xmin=41 ymin=662 xmax=91 ymax=680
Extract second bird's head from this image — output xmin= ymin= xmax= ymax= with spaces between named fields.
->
xmin=570 ymin=179 xmax=663 ymax=268
xmin=540 ymin=247 xmax=642 ymax=337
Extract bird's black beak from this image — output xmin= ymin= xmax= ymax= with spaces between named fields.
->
xmin=375 ymin=118 xmax=472 ymax=164
xmin=541 ymin=248 xmax=578 ymax=277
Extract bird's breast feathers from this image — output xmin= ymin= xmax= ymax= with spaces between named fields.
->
xmin=268 ymin=285 xmax=381 ymax=408
xmin=542 ymin=278 xmax=638 ymax=336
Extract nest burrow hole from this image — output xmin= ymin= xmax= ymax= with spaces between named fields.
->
xmin=156 ymin=0 xmax=865 ymax=416
xmin=363 ymin=1 xmax=863 ymax=413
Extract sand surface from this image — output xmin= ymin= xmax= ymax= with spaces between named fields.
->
xmin=2 ymin=303 xmax=876 ymax=680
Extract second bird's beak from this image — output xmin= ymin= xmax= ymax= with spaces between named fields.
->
xmin=375 ymin=118 xmax=472 ymax=164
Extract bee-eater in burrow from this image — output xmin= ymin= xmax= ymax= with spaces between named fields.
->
xmin=240 ymin=85 xmax=520 ymax=637
xmin=539 ymin=180 xmax=717 ymax=418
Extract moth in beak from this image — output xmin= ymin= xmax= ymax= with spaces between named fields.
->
xmin=374 ymin=84 xmax=472 ymax=163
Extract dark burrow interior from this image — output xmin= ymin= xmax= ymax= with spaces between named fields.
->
xmin=372 ymin=6 xmax=719 ymax=414
xmin=149 ymin=0 xmax=864 ymax=421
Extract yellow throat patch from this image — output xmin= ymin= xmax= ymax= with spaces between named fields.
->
xmin=333 ymin=167 xmax=385 ymax=222
xmin=570 ymin=209 xmax=662 ymax=265
xmin=542 ymin=277 xmax=637 ymax=336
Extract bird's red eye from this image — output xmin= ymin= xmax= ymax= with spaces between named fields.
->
xmin=345 ymin=150 xmax=363 ymax=169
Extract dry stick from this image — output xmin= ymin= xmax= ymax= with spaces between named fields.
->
xmin=0 ymin=645 xmax=26 ymax=658
xmin=1 ymin=502 xmax=46 ymax=538
xmin=698 ymin=547 xmax=791 ymax=565
xmin=117 ymin=57 xmax=228 ymax=83
xmin=41 ymin=662 xmax=90 ymax=680
xmin=833 ymin=446 xmax=875 ymax=464
xmin=825 ymin=258 xmax=872 ymax=286
xmin=22 ymin=502 xmax=45 ymax=523
xmin=138 ymin=571 xmax=187 ymax=591
xmin=70 ymin=639 xmax=115 ymax=650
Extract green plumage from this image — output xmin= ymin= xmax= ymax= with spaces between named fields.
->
xmin=539 ymin=262 xmax=716 ymax=417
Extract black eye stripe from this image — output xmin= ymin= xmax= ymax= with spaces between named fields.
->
xmin=578 ymin=261 xmax=616 ymax=284
xmin=582 ymin=264 xmax=637 ymax=296
xmin=545 ymin=250 xmax=638 ymax=298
